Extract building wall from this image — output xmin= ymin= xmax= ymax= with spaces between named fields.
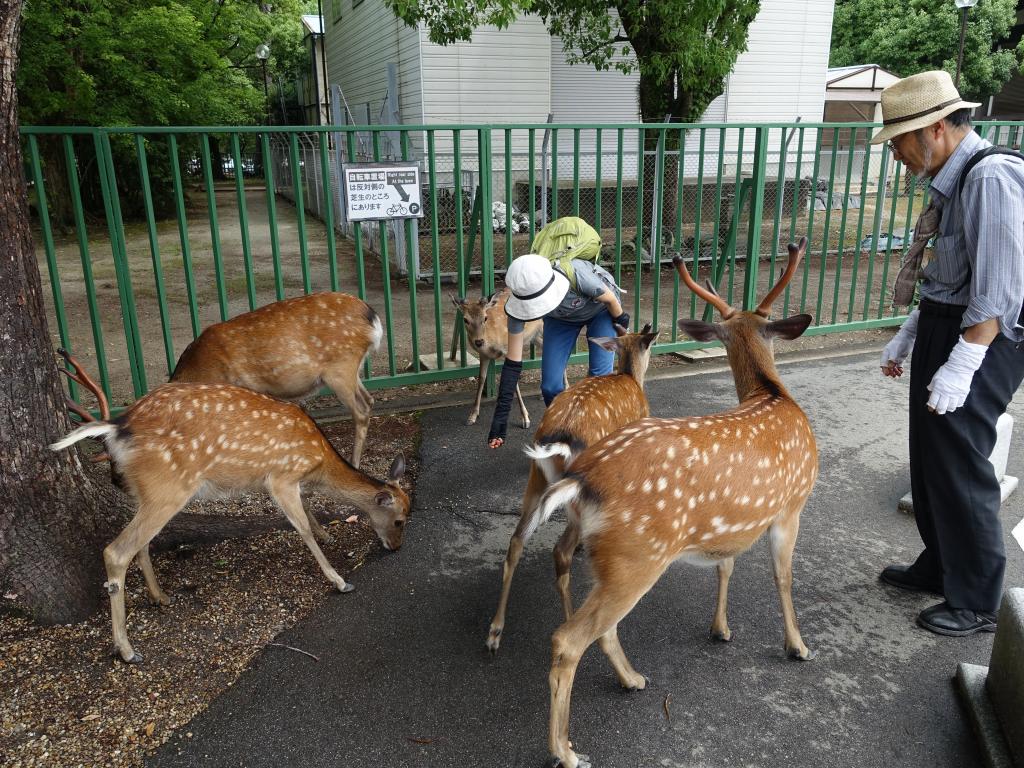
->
xmin=322 ymin=0 xmax=423 ymax=130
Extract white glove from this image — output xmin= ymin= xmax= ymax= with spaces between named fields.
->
xmin=926 ymin=337 xmax=988 ymax=414
xmin=880 ymin=309 xmax=920 ymax=369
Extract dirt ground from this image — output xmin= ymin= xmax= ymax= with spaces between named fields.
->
xmin=35 ymin=183 xmax=908 ymax=409
xmin=0 ymin=412 xmax=420 ymax=768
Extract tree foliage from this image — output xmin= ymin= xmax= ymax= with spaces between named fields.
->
xmin=17 ymin=0 xmax=317 ymax=127
xmin=384 ymin=0 xmax=761 ymax=125
xmin=830 ymin=0 xmax=1020 ymax=102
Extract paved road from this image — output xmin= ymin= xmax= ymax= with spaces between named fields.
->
xmin=150 ymin=348 xmax=1024 ymax=768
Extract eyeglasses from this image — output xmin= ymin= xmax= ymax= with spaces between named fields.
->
xmin=886 ymin=140 xmax=899 ymax=155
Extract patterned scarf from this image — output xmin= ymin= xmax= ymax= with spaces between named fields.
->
xmin=891 ymin=202 xmax=941 ymax=309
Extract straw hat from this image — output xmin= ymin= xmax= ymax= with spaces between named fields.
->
xmin=870 ymin=70 xmax=980 ymax=145
xmin=503 ymin=254 xmax=570 ymax=321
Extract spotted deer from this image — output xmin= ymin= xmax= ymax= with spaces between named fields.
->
xmin=171 ymin=292 xmax=381 ymax=467
xmin=451 ymin=289 xmax=563 ymax=428
xmin=485 ymin=324 xmax=660 ymax=652
xmin=538 ymin=239 xmax=817 ymax=768
xmin=50 ymin=377 xmax=409 ymax=664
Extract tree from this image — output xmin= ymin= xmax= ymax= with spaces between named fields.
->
xmin=385 ymin=0 xmax=761 ymax=130
xmin=830 ymin=0 xmax=1020 ymax=102
xmin=1 ymin=0 xmax=129 ymax=624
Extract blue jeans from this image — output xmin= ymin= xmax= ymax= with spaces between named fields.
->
xmin=540 ymin=311 xmax=616 ymax=405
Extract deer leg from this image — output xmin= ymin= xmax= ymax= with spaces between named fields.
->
xmin=323 ymin=366 xmax=371 ymax=469
xmin=549 ymin=572 xmax=661 ymax=768
xmin=553 ymin=520 xmax=582 ymax=621
xmin=769 ymin=513 xmax=814 ymax=660
xmin=104 ymin=492 xmax=191 ymax=663
xmin=269 ymin=479 xmax=352 ymax=593
xmin=466 ymin=357 xmax=489 ymax=425
xmin=597 ymin=623 xmax=646 ymax=690
xmin=514 ymin=382 xmax=530 ymax=429
xmin=711 ymin=556 xmax=735 ymax=641
xmin=135 ymin=545 xmax=172 ymax=606
xmin=304 ymin=507 xmax=333 ymax=544
xmin=487 ymin=464 xmax=547 ymax=652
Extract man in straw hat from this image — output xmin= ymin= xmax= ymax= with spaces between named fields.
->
xmin=485 ymin=250 xmax=628 ymax=449
xmin=873 ymin=70 xmax=1024 ymax=636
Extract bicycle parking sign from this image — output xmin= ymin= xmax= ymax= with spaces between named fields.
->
xmin=342 ymin=162 xmax=424 ymax=222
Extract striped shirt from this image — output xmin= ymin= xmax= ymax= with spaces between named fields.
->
xmin=923 ymin=129 xmax=1024 ymax=341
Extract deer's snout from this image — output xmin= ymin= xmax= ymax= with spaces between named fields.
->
xmin=473 ymin=338 xmax=485 ymax=349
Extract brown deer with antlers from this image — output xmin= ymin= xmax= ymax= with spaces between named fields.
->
xmin=171 ymin=292 xmax=380 ymax=467
xmin=537 ymin=239 xmax=816 ymax=768
xmin=485 ymin=324 xmax=659 ymax=653
xmin=50 ymin=367 xmax=409 ymax=664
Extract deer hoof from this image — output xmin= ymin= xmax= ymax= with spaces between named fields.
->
xmin=338 ymin=582 xmax=355 ymax=593
xmin=622 ymin=673 xmax=647 ymax=691
xmin=112 ymin=647 xmax=143 ymax=664
xmin=466 ymin=414 xmax=479 ymax=426
xmin=519 ymin=419 xmax=531 ymax=430
xmin=710 ymin=628 xmax=732 ymax=642
xmin=788 ymin=646 xmax=816 ymax=661
xmin=152 ymin=593 xmax=174 ymax=607
xmin=485 ymin=627 xmax=502 ymax=653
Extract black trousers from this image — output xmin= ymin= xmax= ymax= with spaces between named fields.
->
xmin=908 ymin=299 xmax=1024 ymax=612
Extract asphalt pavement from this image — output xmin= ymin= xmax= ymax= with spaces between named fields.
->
xmin=149 ymin=346 xmax=1024 ymax=768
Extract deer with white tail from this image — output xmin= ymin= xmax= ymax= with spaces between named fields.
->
xmin=538 ymin=238 xmax=817 ymax=768
xmin=485 ymin=323 xmax=659 ymax=652
xmin=50 ymin=362 xmax=409 ymax=664
xmin=171 ymin=292 xmax=381 ymax=467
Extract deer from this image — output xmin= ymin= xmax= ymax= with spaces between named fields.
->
xmin=451 ymin=288 xmax=566 ymax=429
xmin=537 ymin=238 xmax=817 ymax=768
xmin=485 ymin=323 xmax=660 ymax=653
xmin=49 ymin=372 xmax=410 ymax=665
xmin=170 ymin=292 xmax=381 ymax=468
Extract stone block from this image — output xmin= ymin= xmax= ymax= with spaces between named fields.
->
xmin=987 ymin=588 xmax=1024 ymax=763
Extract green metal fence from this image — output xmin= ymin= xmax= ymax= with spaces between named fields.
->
xmin=24 ymin=121 xmax=1024 ymax=410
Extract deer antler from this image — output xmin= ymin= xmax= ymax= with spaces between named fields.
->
xmin=672 ymin=256 xmax=735 ymax=319
xmin=57 ymin=348 xmax=110 ymax=420
xmin=755 ymin=237 xmax=807 ymax=318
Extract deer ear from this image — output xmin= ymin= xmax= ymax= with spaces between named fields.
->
xmin=641 ymin=330 xmax=660 ymax=349
xmin=375 ymin=490 xmax=395 ymax=507
xmin=677 ymin=319 xmax=721 ymax=343
xmin=485 ymin=292 xmax=502 ymax=309
xmin=591 ymin=336 xmax=621 ymax=353
xmin=764 ymin=314 xmax=813 ymax=340
xmin=640 ymin=322 xmax=652 ymax=334
xmin=451 ymin=295 xmax=466 ymax=309
xmin=388 ymin=454 xmax=406 ymax=481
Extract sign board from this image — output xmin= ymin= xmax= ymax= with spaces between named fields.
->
xmin=342 ymin=162 xmax=423 ymax=222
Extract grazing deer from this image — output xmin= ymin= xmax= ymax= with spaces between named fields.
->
xmin=539 ymin=239 xmax=817 ymax=768
xmin=451 ymin=290 xmax=544 ymax=428
xmin=171 ymin=292 xmax=381 ymax=467
xmin=50 ymin=378 xmax=409 ymax=664
xmin=485 ymin=324 xmax=660 ymax=652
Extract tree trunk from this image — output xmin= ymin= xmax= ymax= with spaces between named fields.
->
xmin=0 ymin=0 xmax=131 ymax=624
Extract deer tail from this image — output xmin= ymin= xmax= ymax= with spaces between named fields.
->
xmin=523 ymin=441 xmax=577 ymax=484
xmin=522 ymin=477 xmax=581 ymax=542
xmin=49 ymin=423 xmax=115 ymax=452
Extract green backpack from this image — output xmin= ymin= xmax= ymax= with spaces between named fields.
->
xmin=530 ymin=216 xmax=602 ymax=292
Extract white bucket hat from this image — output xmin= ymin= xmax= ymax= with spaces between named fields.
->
xmin=870 ymin=70 xmax=980 ymax=145
xmin=503 ymin=253 xmax=570 ymax=321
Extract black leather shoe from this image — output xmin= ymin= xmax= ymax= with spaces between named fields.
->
xmin=880 ymin=564 xmax=943 ymax=596
xmin=917 ymin=602 xmax=997 ymax=637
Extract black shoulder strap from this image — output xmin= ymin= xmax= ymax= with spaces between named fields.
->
xmin=958 ymin=146 xmax=1024 ymax=198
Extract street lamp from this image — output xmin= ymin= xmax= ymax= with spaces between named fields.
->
xmin=954 ymin=0 xmax=979 ymax=90
xmin=255 ymin=43 xmax=271 ymax=124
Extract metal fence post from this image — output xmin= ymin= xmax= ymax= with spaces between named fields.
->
xmin=742 ymin=126 xmax=769 ymax=310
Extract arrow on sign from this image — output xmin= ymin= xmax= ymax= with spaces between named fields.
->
xmin=393 ymin=184 xmax=410 ymax=202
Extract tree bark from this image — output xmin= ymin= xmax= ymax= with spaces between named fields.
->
xmin=0 ymin=0 xmax=131 ymax=624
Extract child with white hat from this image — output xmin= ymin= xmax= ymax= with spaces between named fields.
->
xmin=487 ymin=252 xmax=628 ymax=448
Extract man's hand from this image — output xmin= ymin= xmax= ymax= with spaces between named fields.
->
xmin=926 ymin=337 xmax=988 ymax=414
xmin=880 ymin=309 xmax=919 ymax=378
xmin=612 ymin=311 xmax=630 ymax=331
